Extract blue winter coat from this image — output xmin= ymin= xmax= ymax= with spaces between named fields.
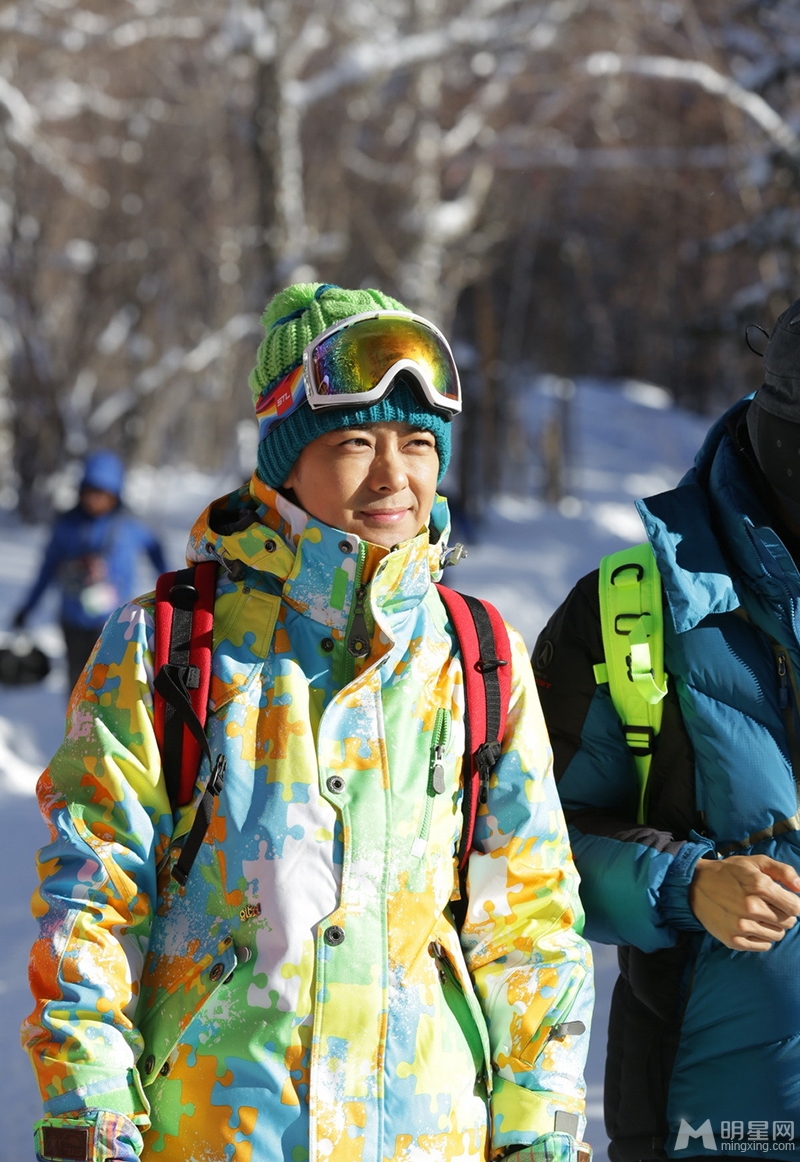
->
xmin=19 ymin=507 xmax=167 ymax=631
xmin=534 ymin=399 xmax=800 ymax=1160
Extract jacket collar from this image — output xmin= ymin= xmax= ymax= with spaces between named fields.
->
xmin=185 ymin=473 xmax=451 ymax=631
xmin=636 ymin=399 xmax=800 ymax=634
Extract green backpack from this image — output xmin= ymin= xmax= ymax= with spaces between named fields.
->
xmin=593 ymin=542 xmax=668 ymax=824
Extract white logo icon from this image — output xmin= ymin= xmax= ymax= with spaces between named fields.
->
xmin=676 ymin=1119 xmax=717 ymax=1151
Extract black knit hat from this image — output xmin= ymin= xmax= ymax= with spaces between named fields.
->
xmin=747 ymin=298 xmax=800 ymax=521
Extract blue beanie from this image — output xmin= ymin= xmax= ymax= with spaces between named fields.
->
xmin=80 ymin=450 xmax=124 ymax=497
xmin=250 ymin=283 xmax=453 ymax=489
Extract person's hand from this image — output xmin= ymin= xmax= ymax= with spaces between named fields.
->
xmin=689 ymin=853 xmax=800 ymax=951
xmin=10 ymin=607 xmax=26 ymax=630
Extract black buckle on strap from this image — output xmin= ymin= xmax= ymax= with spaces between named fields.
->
xmin=475 ymin=657 xmax=509 ymax=674
xmin=623 ymin=725 xmax=656 ymax=757
xmin=168 ymin=581 xmax=199 ymax=610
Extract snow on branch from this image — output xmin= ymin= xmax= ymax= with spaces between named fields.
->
xmin=34 ymin=79 xmax=134 ymax=122
xmin=0 ymin=75 xmax=39 ymax=141
xmin=495 ymin=141 xmax=748 ymax=169
xmin=0 ymin=76 xmax=108 ymax=205
xmin=584 ymin=52 xmax=800 ymax=161
xmin=0 ymin=6 xmax=207 ymax=50
xmin=691 ymin=206 xmax=800 ymax=256
xmin=429 ymin=161 xmax=494 ymax=241
xmin=107 ymin=16 xmax=206 ymax=49
xmin=441 ymin=70 xmax=515 ymax=158
xmin=291 ymin=2 xmax=583 ymax=108
xmin=345 ymin=149 xmax=411 ymax=185
xmin=87 ymin=313 xmax=262 ymax=434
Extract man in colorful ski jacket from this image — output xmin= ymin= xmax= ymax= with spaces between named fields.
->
xmin=23 ymin=282 xmax=593 ymax=1162
xmin=533 ymin=301 xmax=800 ymax=1161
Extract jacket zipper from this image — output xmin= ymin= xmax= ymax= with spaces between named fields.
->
xmin=428 ymin=940 xmax=493 ymax=1089
xmin=777 ymin=650 xmax=789 ymax=709
xmin=412 ymin=708 xmax=451 ymax=857
xmin=516 ymin=963 xmax=588 ymax=1068
xmin=343 ymin=543 xmax=370 ymax=684
xmin=774 ymin=646 xmax=800 ymax=789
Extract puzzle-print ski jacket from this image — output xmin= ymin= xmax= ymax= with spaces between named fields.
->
xmin=23 ymin=475 xmax=592 ymax=1162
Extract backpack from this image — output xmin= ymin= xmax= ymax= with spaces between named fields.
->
xmin=593 ymin=542 xmax=668 ymax=824
xmin=0 ymin=635 xmax=51 ymax=686
xmin=153 ymin=561 xmax=512 ymax=887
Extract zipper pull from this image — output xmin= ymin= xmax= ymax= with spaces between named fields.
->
xmin=778 ymin=652 xmax=789 ymax=709
xmin=428 ymin=940 xmax=448 ymax=982
xmin=431 ymin=744 xmax=446 ymax=794
xmin=548 ymin=1020 xmax=586 ymax=1041
xmin=347 ymin=585 xmax=370 ymax=658
xmin=476 ymin=740 xmax=501 ymax=804
xmin=209 ymin=753 xmax=227 ymax=794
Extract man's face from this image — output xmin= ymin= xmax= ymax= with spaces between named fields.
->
xmin=283 ymin=420 xmax=439 ymax=549
xmin=79 ymin=487 xmax=118 ymax=516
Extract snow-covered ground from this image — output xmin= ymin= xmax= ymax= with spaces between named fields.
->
xmin=0 ymin=379 xmax=711 ymax=1159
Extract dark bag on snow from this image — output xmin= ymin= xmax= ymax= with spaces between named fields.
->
xmin=0 ymin=636 xmax=51 ymax=686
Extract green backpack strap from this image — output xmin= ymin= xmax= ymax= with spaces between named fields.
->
xmin=593 ymin=542 xmax=667 ymax=824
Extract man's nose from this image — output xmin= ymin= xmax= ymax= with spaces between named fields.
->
xmin=369 ymin=445 xmax=407 ymax=491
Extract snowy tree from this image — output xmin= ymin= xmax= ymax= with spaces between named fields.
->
xmin=2 ymin=0 xmax=799 ymax=516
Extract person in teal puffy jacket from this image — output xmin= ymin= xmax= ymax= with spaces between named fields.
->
xmin=534 ymin=302 xmax=800 ymax=1161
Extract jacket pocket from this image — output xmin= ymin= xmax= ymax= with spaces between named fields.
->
xmin=429 ymin=938 xmax=493 ymax=1093
xmin=135 ymin=930 xmax=237 ymax=1087
xmin=514 ymin=962 xmax=588 ymax=1070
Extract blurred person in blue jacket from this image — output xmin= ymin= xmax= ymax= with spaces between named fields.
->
xmin=12 ymin=450 xmax=167 ymax=690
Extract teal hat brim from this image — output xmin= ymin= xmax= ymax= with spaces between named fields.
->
xmin=257 ymin=379 xmax=452 ymax=488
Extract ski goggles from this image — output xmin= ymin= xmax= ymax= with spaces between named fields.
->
xmin=255 ymin=311 xmax=461 ymax=442
xmin=304 ymin=310 xmax=461 ymax=415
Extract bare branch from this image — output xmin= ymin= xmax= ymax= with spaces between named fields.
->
xmin=291 ymin=2 xmax=586 ymax=108
xmin=584 ymin=52 xmax=800 ymax=160
xmin=441 ymin=67 xmax=517 ymax=158
xmin=494 ymin=142 xmax=750 ymax=169
xmin=344 ymin=148 xmax=412 ymax=185
xmin=0 ymin=76 xmax=108 ymax=204
xmin=106 ymin=16 xmax=207 ymax=49
xmin=33 ymin=79 xmax=134 ymax=122
xmin=87 ymin=313 xmax=261 ymax=434
xmin=0 ymin=6 xmax=208 ymax=49
xmin=430 ymin=160 xmax=494 ymax=242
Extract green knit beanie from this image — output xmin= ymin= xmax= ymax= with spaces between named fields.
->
xmin=250 ymin=283 xmax=453 ymax=488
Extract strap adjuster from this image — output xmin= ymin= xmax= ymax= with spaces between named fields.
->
xmin=168 ymin=581 xmax=199 ymax=610
xmin=475 ymin=657 xmax=509 ymax=674
xmin=623 ymin=724 xmax=656 ymax=757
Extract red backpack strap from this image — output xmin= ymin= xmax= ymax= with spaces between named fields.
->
xmin=153 ymin=561 xmax=217 ymax=809
xmin=435 ymin=584 xmax=512 ymax=871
